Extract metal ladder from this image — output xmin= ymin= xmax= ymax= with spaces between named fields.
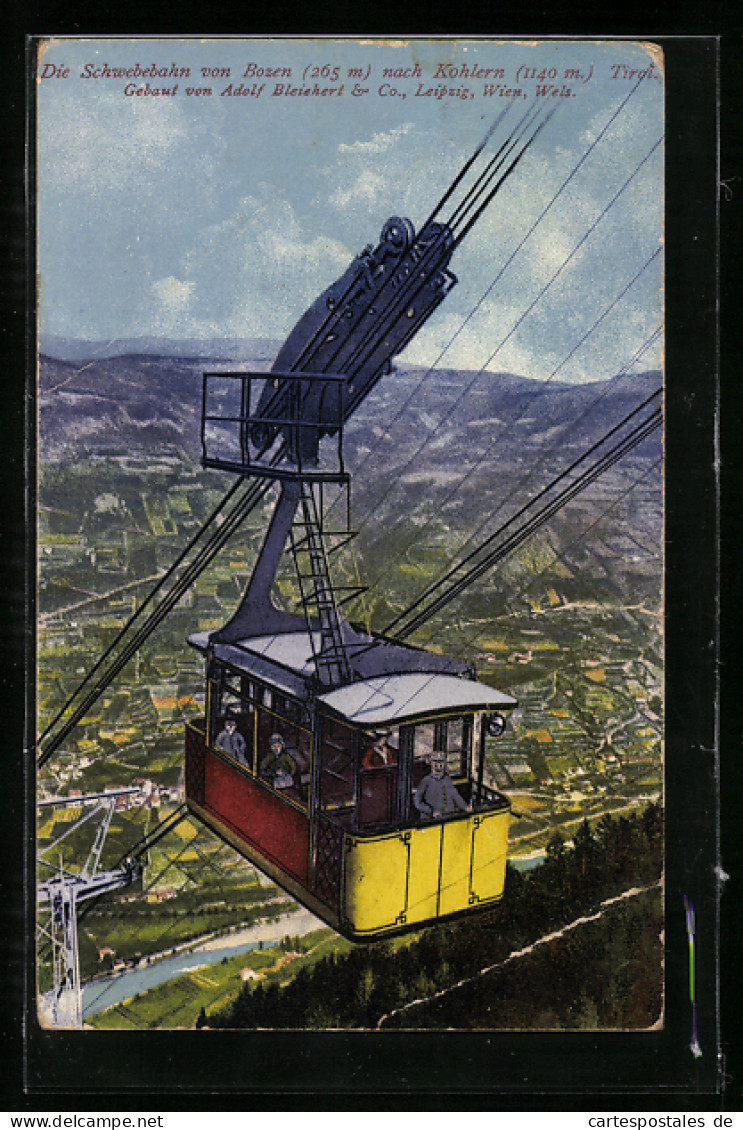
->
xmin=289 ymin=481 xmax=364 ymax=687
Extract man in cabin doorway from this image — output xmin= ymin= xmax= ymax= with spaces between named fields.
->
xmin=215 ymin=715 xmax=247 ymax=765
xmin=414 ymin=750 xmax=472 ymax=820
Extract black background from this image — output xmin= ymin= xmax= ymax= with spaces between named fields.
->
xmin=1 ymin=6 xmax=738 ymax=1113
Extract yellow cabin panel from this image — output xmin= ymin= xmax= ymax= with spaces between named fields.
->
xmin=343 ymin=832 xmax=409 ymax=934
xmin=343 ymin=822 xmax=443 ymax=934
xmin=404 ymin=822 xmax=443 ymax=926
xmin=438 ymin=816 xmax=475 ymax=917
xmin=341 ymin=809 xmax=510 ymax=937
xmin=470 ymin=810 xmax=510 ymax=904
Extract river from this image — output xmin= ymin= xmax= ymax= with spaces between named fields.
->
xmin=82 ymin=857 xmax=547 ymax=1018
xmin=509 ymin=850 xmax=546 ymax=872
xmin=81 ymin=906 xmax=324 ymax=1019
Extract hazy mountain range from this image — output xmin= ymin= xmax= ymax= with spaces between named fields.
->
xmin=39 ymin=335 xmax=283 ymax=365
xmin=36 ymin=339 xmax=663 ymax=614
xmin=37 ymin=341 xmax=663 ymax=476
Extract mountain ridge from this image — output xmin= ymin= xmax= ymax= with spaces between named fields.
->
xmin=39 ymin=335 xmax=284 ymax=364
xmin=38 ymin=347 xmax=662 ymax=465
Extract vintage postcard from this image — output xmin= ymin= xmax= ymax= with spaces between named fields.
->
xmin=33 ymin=35 xmax=674 ymax=1052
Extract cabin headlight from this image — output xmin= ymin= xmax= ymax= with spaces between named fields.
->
xmin=486 ymin=713 xmax=507 ymax=738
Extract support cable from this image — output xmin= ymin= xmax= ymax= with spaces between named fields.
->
xmin=266 ymin=105 xmax=532 ymax=393
xmin=37 ymin=478 xmax=274 ymax=766
xmin=420 ymin=101 xmax=517 ymax=230
xmin=334 ymin=72 xmax=659 ymax=513
xmin=371 ymin=327 xmax=662 ymax=613
xmin=445 ymin=104 xmax=543 ymax=235
xmin=345 ymin=137 xmax=663 ymax=545
xmin=37 ymin=477 xmax=245 ymax=749
xmin=350 ymin=450 xmax=662 ymax=725
xmin=350 ymin=277 xmax=662 ymax=613
xmin=390 ymin=408 xmax=661 ymax=640
xmin=433 ymin=329 xmax=662 ymax=573
xmin=450 ymin=110 xmax=556 ymax=249
xmin=338 ymin=108 xmax=554 ymax=387
xmin=248 ymin=106 xmax=553 ymax=448
xmin=345 ymin=394 xmax=661 ymax=693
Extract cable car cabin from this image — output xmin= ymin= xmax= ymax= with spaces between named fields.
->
xmin=183 ymin=202 xmax=529 ymax=940
xmin=184 ymin=628 xmax=517 ymax=941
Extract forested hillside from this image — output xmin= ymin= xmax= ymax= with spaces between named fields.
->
xmin=211 ymin=804 xmax=663 ymax=1030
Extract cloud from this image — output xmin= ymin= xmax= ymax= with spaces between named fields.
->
xmin=131 ymin=192 xmax=352 ymax=341
xmin=324 ymin=121 xmax=461 ymax=226
xmin=38 ymin=87 xmax=188 ymax=193
xmin=401 ymin=308 xmax=507 ymax=374
xmin=329 ymin=168 xmax=388 ymax=209
xmin=152 ymin=276 xmax=195 ymax=310
xmin=337 ymin=123 xmax=413 ymax=156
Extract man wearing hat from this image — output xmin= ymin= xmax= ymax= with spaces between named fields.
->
xmin=215 ymin=714 xmax=247 ymax=765
xmin=261 ymin=732 xmax=298 ymax=790
xmin=414 ymin=750 xmax=472 ymax=820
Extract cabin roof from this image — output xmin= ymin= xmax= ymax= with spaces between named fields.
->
xmin=317 ymin=673 xmax=516 ymax=725
xmin=188 ymin=627 xmax=469 ymax=695
xmin=189 ymin=629 xmax=515 ymax=722
xmin=188 ymin=630 xmax=311 ymax=697
xmin=219 ymin=630 xmax=317 ymax=674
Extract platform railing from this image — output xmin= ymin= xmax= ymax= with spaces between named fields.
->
xmin=201 ymin=370 xmax=348 ymax=483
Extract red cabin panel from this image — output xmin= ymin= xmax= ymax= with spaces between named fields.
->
xmin=185 ymin=720 xmax=206 ymax=806
xmin=203 ymin=747 xmax=309 ymax=883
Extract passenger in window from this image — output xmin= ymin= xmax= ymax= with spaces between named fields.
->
xmin=414 ymin=751 xmax=472 ymax=820
xmin=362 ymin=731 xmax=397 ymax=769
xmin=215 ymin=715 xmax=247 ymax=765
xmin=261 ymin=733 xmax=297 ymax=790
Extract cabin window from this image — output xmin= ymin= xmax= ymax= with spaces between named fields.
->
xmin=207 ymin=668 xmax=311 ymax=809
xmin=358 ymin=726 xmax=399 ymax=828
xmin=255 ymin=704 xmax=311 ymax=809
xmin=318 ymin=717 xmax=356 ymax=817
xmin=360 ymin=727 xmax=399 ymax=769
xmin=411 ymin=716 xmax=473 ymax=785
xmin=208 ymin=670 xmax=255 ymax=770
xmin=274 ymin=694 xmax=311 ymax=727
xmin=413 ymin=722 xmax=436 ymax=764
xmin=443 ymin=716 xmax=473 ymax=779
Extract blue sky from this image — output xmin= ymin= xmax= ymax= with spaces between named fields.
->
xmin=37 ymin=37 xmax=663 ymax=383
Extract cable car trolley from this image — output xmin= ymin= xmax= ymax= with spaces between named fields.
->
xmin=181 ymin=116 xmax=545 ymax=937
